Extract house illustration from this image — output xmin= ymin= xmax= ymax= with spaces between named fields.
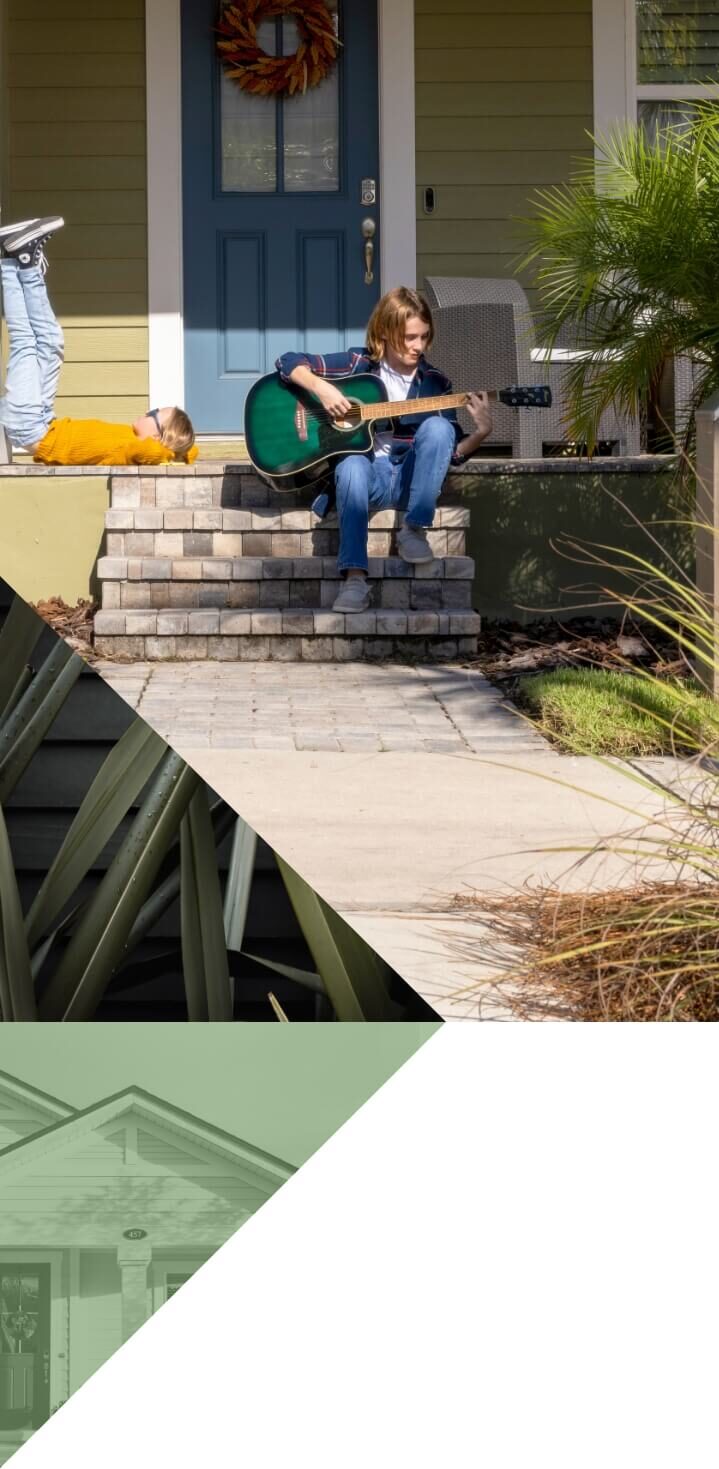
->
xmin=0 ymin=1071 xmax=294 ymax=1462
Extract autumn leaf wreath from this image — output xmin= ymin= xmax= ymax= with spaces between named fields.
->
xmin=216 ymin=0 xmax=341 ymax=98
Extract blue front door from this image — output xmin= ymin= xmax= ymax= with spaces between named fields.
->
xmin=181 ymin=0 xmax=381 ymax=432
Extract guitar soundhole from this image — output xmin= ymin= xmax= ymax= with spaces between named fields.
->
xmin=332 ymin=399 xmax=363 ymax=433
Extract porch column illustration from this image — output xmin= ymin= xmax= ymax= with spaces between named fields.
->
xmin=116 ymin=1237 xmax=153 ymax=1343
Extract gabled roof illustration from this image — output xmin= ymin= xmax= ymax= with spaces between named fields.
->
xmin=0 ymin=1068 xmax=75 ymax=1121
xmin=0 ymin=1082 xmax=294 ymax=1184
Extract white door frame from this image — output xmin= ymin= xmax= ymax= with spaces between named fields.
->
xmin=146 ymin=0 xmax=416 ymax=406
xmin=0 ymin=1250 xmax=66 ymax=1418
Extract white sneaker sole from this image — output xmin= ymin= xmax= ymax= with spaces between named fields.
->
xmin=4 ymin=216 xmax=64 ymax=252
xmin=332 ymin=594 xmax=372 ymax=613
xmin=0 ymin=219 xmax=38 ymax=241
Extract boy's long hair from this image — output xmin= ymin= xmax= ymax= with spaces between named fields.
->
xmin=161 ymin=407 xmax=195 ymax=460
xmin=365 ymin=287 xmax=434 ymax=362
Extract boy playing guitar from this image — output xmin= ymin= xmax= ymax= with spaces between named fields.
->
xmin=276 ymin=286 xmax=492 ymax=613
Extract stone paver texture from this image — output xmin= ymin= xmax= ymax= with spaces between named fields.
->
xmin=95 ymin=660 xmax=549 ymax=757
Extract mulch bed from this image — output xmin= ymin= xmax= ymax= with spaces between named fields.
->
xmin=32 ymin=597 xmax=100 ymax=663
xmin=469 ymin=615 xmax=687 ymax=700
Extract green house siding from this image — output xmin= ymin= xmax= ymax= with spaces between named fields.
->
xmin=415 ymin=0 xmax=593 ymax=288
xmin=4 ymin=0 xmax=149 ymax=423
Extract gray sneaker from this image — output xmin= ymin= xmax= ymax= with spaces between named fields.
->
xmin=333 ymin=577 xmax=371 ymax=612
xmin=397 ymin=520 xmax=434 ymax=564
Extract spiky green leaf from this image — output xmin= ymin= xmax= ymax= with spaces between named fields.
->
xmin=26 ymin=718 xmax=168 ymax=948
xmin=0 ymin=804 xmax=36 ymax=1020
xmin=276 ymin=856 xmax=404 ymax=1021
xmin=39 ymin=752 xmax=201 ymax=1020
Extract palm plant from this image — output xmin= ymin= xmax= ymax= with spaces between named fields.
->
xmin=0 ymin=594 xmax=418 ymax=1022
xmin=519 ymin=102 xmax=719 ymax=452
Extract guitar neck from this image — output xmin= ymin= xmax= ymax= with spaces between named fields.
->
xmin=360 ymin=390 xmax=498 ymax=422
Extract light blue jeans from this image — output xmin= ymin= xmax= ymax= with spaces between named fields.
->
xmin=0 ymin=260 xmax=64 ymax=448
xmin=333 ymin=415 xmax=456 ymax=574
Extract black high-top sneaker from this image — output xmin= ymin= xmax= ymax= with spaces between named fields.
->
xmin=3 ymin=217 xmax=64 ymax=270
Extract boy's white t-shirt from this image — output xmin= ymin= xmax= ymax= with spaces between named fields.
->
xmin=373 ymin=360 xmax=417 ymax=457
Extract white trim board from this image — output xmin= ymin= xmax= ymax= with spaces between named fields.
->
xmin=146 ymin=0 xmax=416 ymax=408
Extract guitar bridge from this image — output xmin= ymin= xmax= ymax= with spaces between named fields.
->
xmin=294 ymin=402 xmax=309 ymax=442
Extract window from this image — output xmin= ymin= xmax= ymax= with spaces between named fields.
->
xmin=165 ymin=1273 xmax=191 ymax=1302
xmin=631 ymin=0 xmax=719 ymax=134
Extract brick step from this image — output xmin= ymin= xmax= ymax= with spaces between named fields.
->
xmin=94 ymin=607 xmax=481 ymax=664
xmin=107 ymin=471 xmax=473 ymax=518
xmin=105 ymin=503 xmax=470 ymax=533
xmin=98 ymin=555 xmax=475 ymax=611
xmin=95 ymin=607 xmax=481 ymax=639
xmin=102 ymin=519 xmax=467 ymax=564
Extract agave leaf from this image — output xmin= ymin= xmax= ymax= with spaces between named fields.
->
xmin=0 ymin=641 xmax=83 ymax=805
xmin=275 ymin=856 xmax=404 ymax=1021
xmin=38 ymin=752 xmax=201 ymax=1021
xmin=0 ymin=804 xmax=36 ymax=1020
xmin=2 ymin=666 xmax=34 ymax=723
xmin=223 ymin=816 xmax=257 ymax=953
xmin=0 ymin=596 xmax=43 ymax=722
xmin=121 ymin=800 xmax=239 ymax=963
xmin=29 ymin=902 xmax=85 ymax=983
xmin=25 ymin=719 xmax=168 ymax=948
xmin=240 ymin=949 xmax=325 ymax=995
xmin=180 ymin=788 xmax=233 ymax=1022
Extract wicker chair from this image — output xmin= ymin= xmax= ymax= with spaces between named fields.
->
xmin=423 ymin=276 xmax=642 ymax=457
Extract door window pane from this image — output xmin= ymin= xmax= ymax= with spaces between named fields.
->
xmin=282 ymin=10 xmax=340 ymax=192
xmin=637 ymin=0 xmax=719 ymax=83
xmin=219 ymin=5 xmax=340 ymax=193
xmin=0 ymin=1275 xmax=40 ymax=1354
xmin=221 ymin=18 xmax=277 ymax=192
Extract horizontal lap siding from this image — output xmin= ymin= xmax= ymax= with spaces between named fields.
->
xmin=415 ymin=0 xmax=593 ymax=290
xmin=5 ymin=0 xmax=149 ymax=422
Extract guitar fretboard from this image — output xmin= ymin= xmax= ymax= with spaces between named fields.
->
xmin=360 ymin=392 xmax=473 ymax=422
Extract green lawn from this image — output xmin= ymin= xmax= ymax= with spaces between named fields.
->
xmin=516 ymin=667 xmax=719 ymax=756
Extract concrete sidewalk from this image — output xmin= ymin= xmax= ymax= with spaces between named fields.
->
xmin=162 ymin=746 xmax=688 ymax=1020
xmin=94 ymin=657 xmax=691 ymax=1020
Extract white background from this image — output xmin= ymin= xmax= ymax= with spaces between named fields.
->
xmin=15 ymin=1027 xmax=716 ymax=1469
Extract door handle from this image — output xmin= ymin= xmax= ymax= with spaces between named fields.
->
xmin=362 ymin=217 xmax=376 ymax=285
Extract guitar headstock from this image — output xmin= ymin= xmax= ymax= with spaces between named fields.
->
xmin=498 ymin=385 xmax=552 ymax=408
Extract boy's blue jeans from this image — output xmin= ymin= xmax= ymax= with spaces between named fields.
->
xmin=331 ymin=415 xmax=456 ymax=574
xmin=0 ymin=260 xmax=64 ymax=448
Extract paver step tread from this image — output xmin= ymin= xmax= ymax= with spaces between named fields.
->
xmin=95 ymin=608 xmax=481 ymax=638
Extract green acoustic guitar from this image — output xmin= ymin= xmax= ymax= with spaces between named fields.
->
xmin=244 ymin=371 xmax=552 ymax=491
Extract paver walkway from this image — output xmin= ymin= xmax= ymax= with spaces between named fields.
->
xmin=95 ymin=660 xmax=549 ymax=756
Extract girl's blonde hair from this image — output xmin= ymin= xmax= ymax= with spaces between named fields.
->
xmin=161 ymin=407 xmax=195 ymax=460
xmin=365 ymin=287 xmax=434 ymax=362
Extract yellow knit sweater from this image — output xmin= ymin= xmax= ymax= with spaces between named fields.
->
xmin=33 ymin=418 xmax=199 ymax=466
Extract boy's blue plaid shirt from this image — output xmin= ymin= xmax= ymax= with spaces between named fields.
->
xmin=275 ymin=347 xmax=467 ymax=465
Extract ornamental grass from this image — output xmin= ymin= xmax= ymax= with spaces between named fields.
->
xmin=455 ymin=498 xmax=719 ymax=1021
xmin=451 ymin=883 xmax=719 ymax=1022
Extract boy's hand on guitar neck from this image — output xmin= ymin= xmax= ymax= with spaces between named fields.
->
xmin=288 ymin=365 xmax=353 ymax=420
xmin=465 ymin=390 xmax=492 ymax=438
